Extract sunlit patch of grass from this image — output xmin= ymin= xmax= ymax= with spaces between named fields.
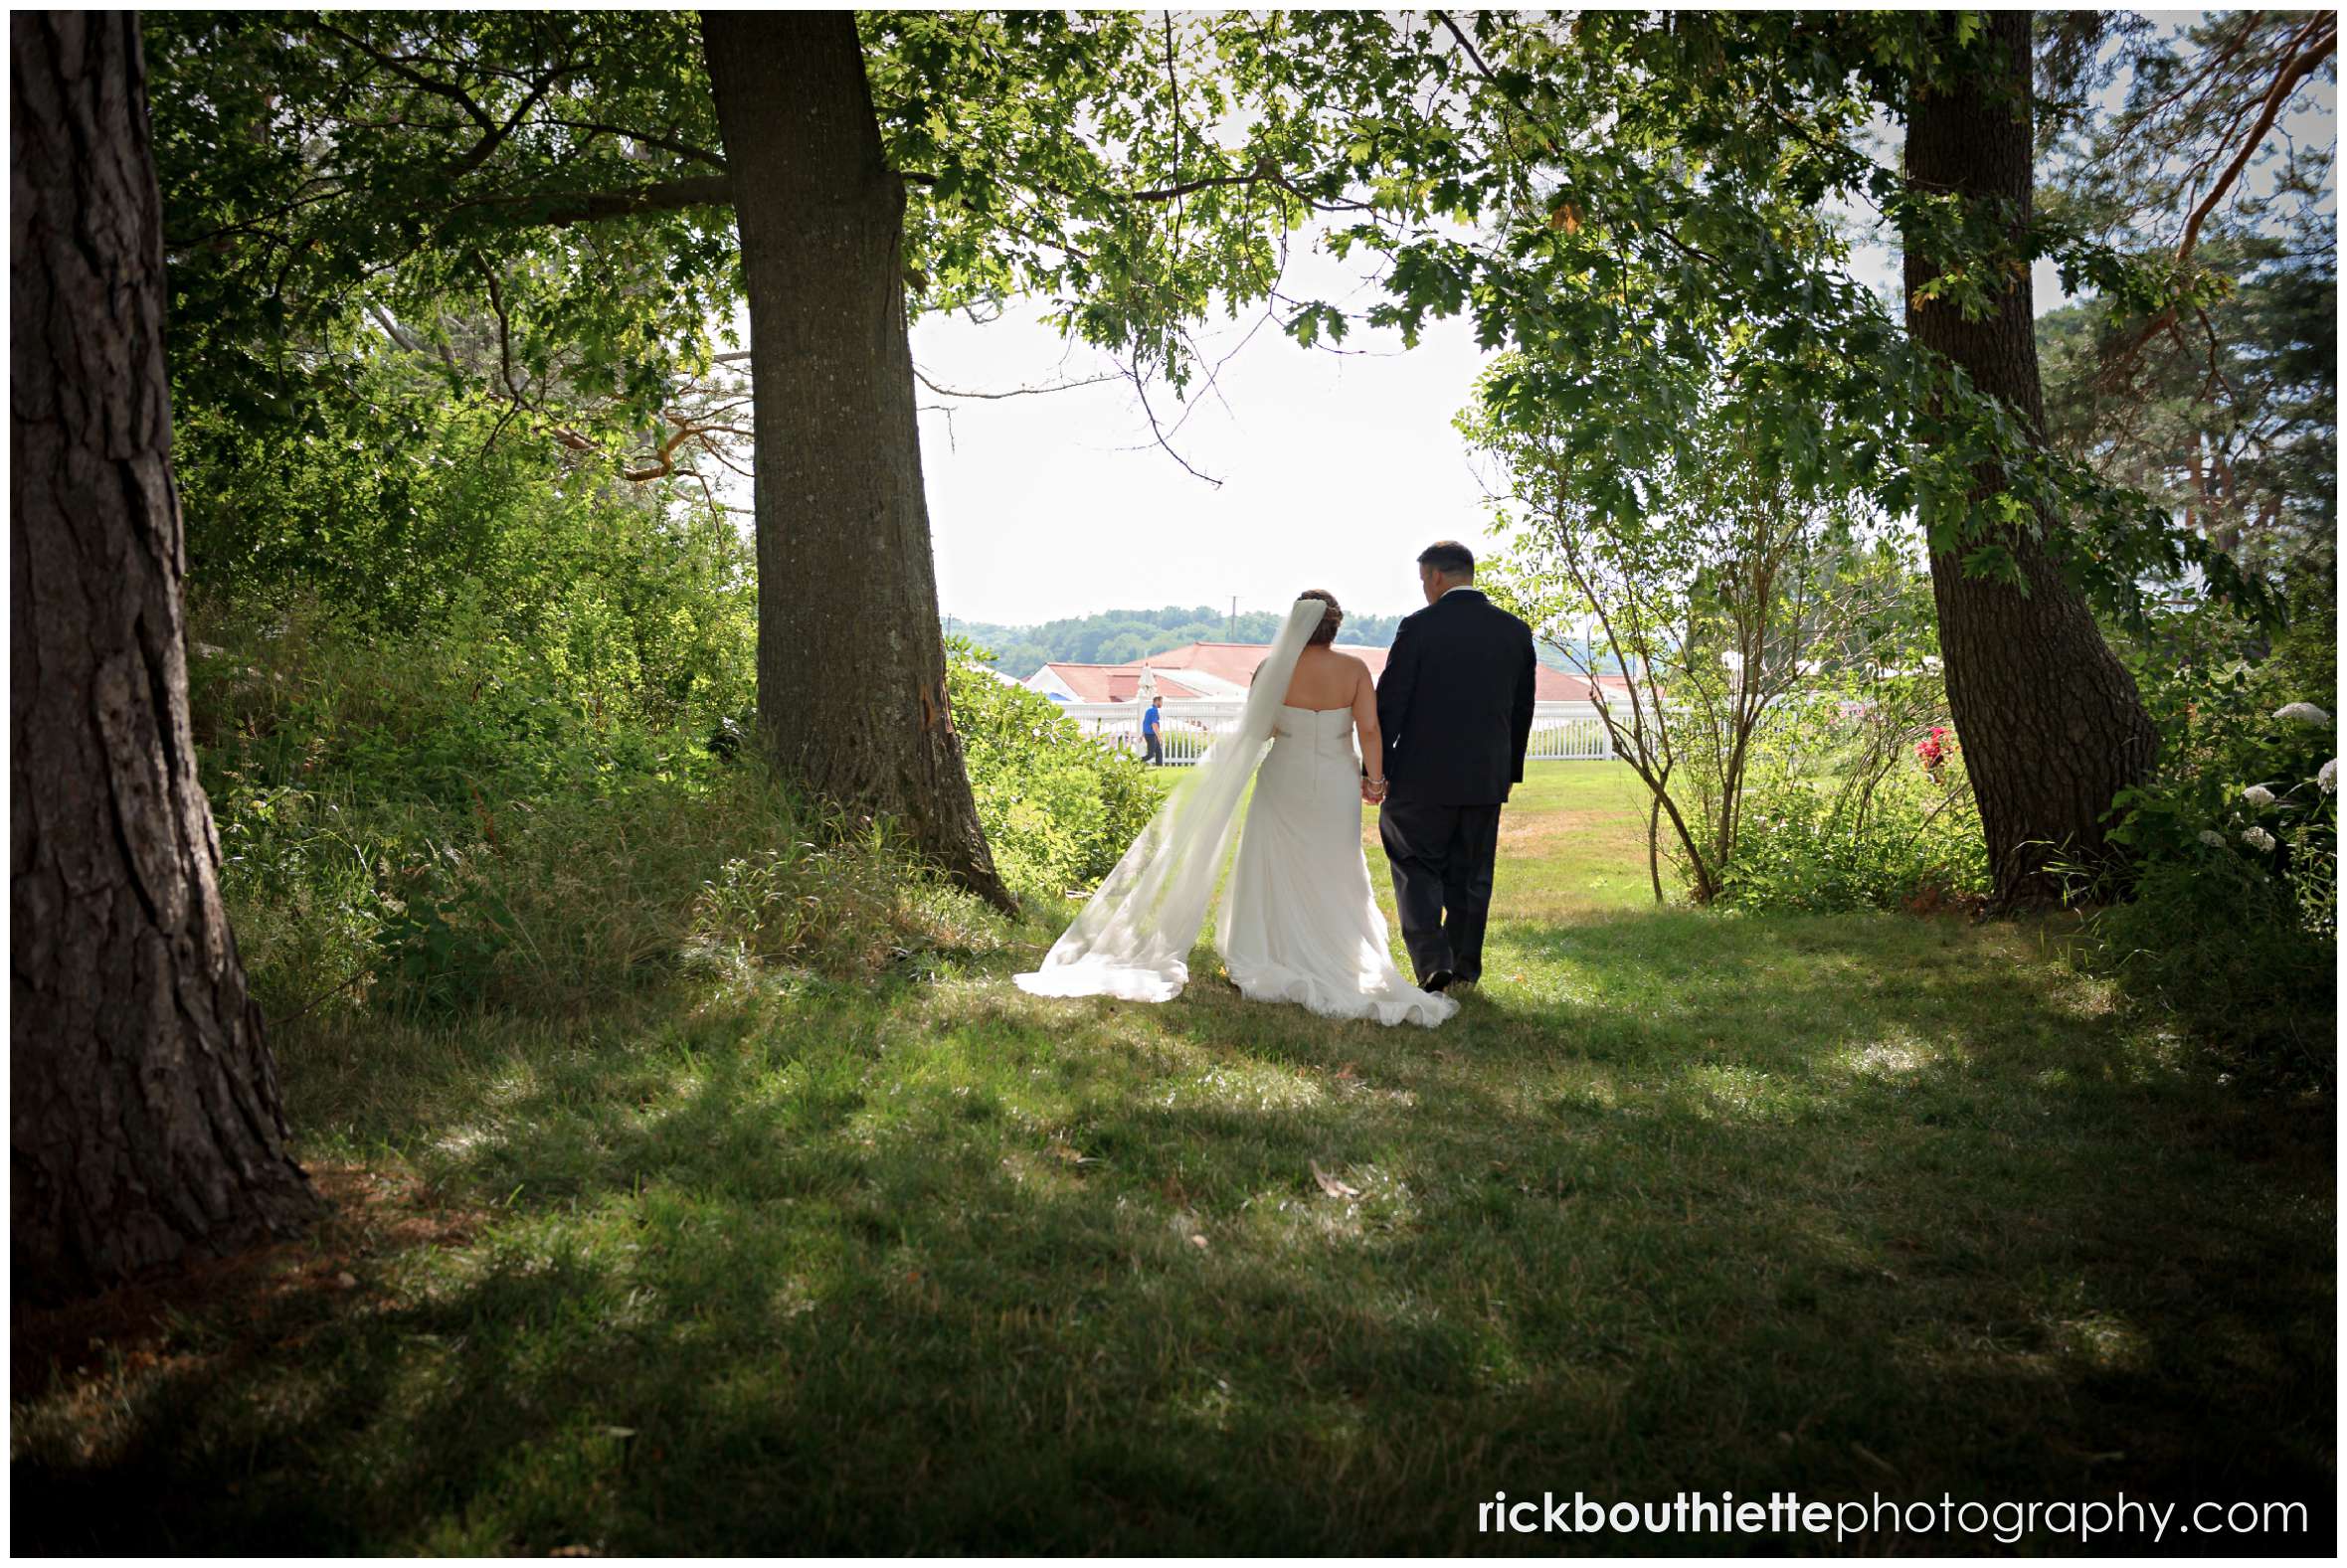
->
xmin=1846 ymin=1028 xmax=1935 ymax=1078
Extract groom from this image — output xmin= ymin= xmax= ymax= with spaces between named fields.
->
xmin=1372 ymin=541 xmax=1536 ymax=993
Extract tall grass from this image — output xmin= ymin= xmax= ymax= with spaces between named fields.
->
xmin=190 ymin=596 xmax=1004 ymax=1026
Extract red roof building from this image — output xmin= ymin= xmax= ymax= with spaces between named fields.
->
xmin=1026 ymin=662 xmax=1220 ymax=704
xmin=1124 ymin=640 xmax=1630 ymax=704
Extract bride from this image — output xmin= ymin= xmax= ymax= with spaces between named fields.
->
xmin=1015 ymin=593 xmax=1457 ymax=1028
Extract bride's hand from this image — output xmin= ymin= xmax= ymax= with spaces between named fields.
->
xmin=1362 ymin=776 xmax=1388 ymax=804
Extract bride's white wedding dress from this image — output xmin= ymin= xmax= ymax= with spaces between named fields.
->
xmin=1216 ymin=703 xmax=1456 ymax=1027
xmin=1014 ymin=596 xmax=1456 ymax=1029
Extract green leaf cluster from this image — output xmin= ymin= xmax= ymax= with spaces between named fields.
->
xmin=944 ymin=639 xmax=1167 ymax=897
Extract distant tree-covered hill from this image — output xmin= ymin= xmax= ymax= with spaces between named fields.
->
xmin=944 ymin=606 xmax=1405 ymax=677
xmin=945 ymin=606 xmax=1598 ymax=677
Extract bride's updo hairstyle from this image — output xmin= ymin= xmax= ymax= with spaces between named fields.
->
xmin=1300 ymin=589 xmax=1343 ymax=646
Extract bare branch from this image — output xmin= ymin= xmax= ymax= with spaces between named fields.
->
xmin=449 ymin=62 xmax=568 ymax=180
xmin=316 ymin=21 xmax=494 ymax=132
xmin=1430 ymin=9 xmax=1500 ymax=87
xmin=912 ymin=367 xmax=1118 ymax=401
xmin=2174 ymin=15 xmax=2337 ymax=268
xmin=544 ymin=118 xmax=728 ymax=169
xmin=1120 ymin=364 xmax=1223 ymax=488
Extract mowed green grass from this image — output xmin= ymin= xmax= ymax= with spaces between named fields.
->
xmin=13 ymin=767 xmax=2335 ymax=1553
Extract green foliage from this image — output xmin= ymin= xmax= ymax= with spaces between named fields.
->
xmin=177 ymin=333 xmax=756 ymax=736
xmin=143 ymin=11 xmax=1443 ymax=449
xmin=2039 ymin=239 xmax=2336 ymax=586
xmin=2030 ymin=13 xmax=2335 ymax=594
xmin=1728 ymin=742 xmax=1991 ymax=915
xmin=192 ymin=590 xmax=993 ymax=1023
xmin=945 ymin=639 xmax=1166 ymax=895
xmin=146 ymin=12 xmax=2250 ymax=640
xmin=865 ymin=11 xmax=1344 ymax=383
xmin=2106 ymin=596 xmax=2337 ymax=871
xmin=2087 ymin=846 xmax=2333 ymax=1080
xmin=1470 ymin=376 xmax=1902 ymax=903
xmin=1713 ymin=582 xmax=1990 ymax=914
xmin=687 ymin=815 xmax=1002 ymax=987
xmin=148 ymin=10 xmax=734 ymax=442
xmin=2075 ymin=597 xmax=2338 ymax=1073
xmin=1322 ymin=11 xmax=2247 ymax=628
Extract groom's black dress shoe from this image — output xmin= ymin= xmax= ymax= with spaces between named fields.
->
xmin=1423 ymin=967 xmax=1456 ymax=993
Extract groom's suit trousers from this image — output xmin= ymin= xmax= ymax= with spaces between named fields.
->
xmin=1378 ymin=798 xmax=1502 ymax=984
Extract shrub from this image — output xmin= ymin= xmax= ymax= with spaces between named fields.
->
xmin=1729 ymin=762 xmax=1990 ymax=914
xmin=946 ymin=639 xmax=1166 ymax=896
xmin=2082 ymin=596 xmax=2337 ymax=1074
xmin=1721 ymin=690 xmax=1989 ymax=914
xmin=179 ymin=344 xmax=1018 ymax=1022
xmin=2085 ymin=831 xmax=2333 ymax=1076
xmin=197 ymin=603 xmax=1004 ymax=1023
xmin=176 ymin=341 xmax=757 ymax=738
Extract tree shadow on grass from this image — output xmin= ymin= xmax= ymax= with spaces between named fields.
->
xmin=13 ymin=911 xmax=2335 ymax=1553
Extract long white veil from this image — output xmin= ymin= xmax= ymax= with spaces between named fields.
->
xmin=1015 ymin=596 xmax=1326 ymax=1002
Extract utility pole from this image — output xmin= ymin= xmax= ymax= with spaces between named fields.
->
xmin=1227 ymin=596 xmax=1236 ymax=642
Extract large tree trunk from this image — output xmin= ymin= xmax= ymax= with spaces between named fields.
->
xmin=12 ymin=10 xmax=321 ymax=1301
xmin=699 ymin=11 xmax=1015 ymax=915
xmin=1902 ymin=11 xmax=2159 ymax=907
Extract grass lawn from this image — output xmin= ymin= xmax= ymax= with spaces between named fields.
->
xmin=13 ymin=766 xmax=2335 ymax=1553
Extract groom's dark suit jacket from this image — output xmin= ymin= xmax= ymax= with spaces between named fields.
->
xmin=1376 ymin=588 xmax=1537 ymax=804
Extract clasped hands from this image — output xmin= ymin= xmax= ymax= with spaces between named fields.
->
xmin=1360 ymin=773 xmax=1389 ymax=804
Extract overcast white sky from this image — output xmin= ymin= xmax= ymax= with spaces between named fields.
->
xmin=889 ymin=14 xmax=2331 ymax=629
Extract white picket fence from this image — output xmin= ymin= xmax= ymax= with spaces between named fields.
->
xmin=1052 ymin=699 xmax=1618 ymax=765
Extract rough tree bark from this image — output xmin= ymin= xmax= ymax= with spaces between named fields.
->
xmin=1902 ymin=11 xmax=2160 ymax=907
xmin=12 ymin=11 xmax=322 ymax=1300
xmin=700 ymin=11 xmax=1016 ymax=914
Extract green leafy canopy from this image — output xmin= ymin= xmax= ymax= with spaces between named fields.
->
xmin=147 ymin=10 xmax=2266 ymax=626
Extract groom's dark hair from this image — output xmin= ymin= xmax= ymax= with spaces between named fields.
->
xmin=1418 ymin=540 xmax=1474 ymax=579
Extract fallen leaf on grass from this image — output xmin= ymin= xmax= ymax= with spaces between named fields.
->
xmin=1311 ymin=1160 xmax=1361 ymax=1200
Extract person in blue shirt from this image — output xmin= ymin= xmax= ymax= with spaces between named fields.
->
xmin=1141 ymin=695 xmax=1165 ymax=765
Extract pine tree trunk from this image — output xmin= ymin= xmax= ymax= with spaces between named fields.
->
xmin=699 ymin=12 xmax=1015 ymax=914
xmin=1902 ymin=11 xmax=2159 ymax=907
xmin=11 ymin=10 xmax=322 ymax=1301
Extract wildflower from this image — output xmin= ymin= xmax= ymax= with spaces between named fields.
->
xmin=2320 ymin=759 xmax=2337 ymax=795
xmin=2242 ymin=825 xmax=2277 ymax=853
xmin=2242 ymin=784 xmax=2275 ymax=807
xmin=2273 ymin=702 xmax=2331 ymax=726
xmin=2198 ymin=830 xmax=2229 ymax=849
